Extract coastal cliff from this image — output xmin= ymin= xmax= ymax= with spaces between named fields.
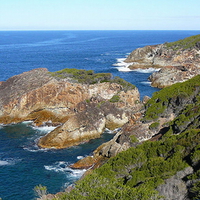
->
xmin=48 ymin=75 xmax=200 ymax=200
xmin=125 ymin=34 xmax=200 ymax=88
xmin=0 ymin=68 xmax=141 ymax=148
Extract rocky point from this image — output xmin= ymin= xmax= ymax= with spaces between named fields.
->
xmin=0 ymin=68 xmax=141 ymax=149
xmin=125 ymin=34 xmax=200 ymax=88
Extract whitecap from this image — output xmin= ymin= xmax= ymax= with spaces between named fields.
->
xmin=22 ymin=120 xmax=33 ymax=124
xmin=44 ymin=161 xmax=86 ymax=178
xmin=0 ymin=160 xmax=10 ymax=166
xmin=32 ymin=126 xmax=57 ymax=133
xmin=77 ymin=156 xmax=84 ymax=160
xmin=141 ymin=81 xmax=152 ymax=85
xmin=104 ymin=128 xmax=121 ymax=134
xmin=0 ymin=158 xmax=21 ymax=166
xmin=133 ymin=68 xmax=160 ymax=73
xmin=112 ymin=57 xmax=133 ymax=72
xmin=23 ymin=145 xmax=50 ymax=153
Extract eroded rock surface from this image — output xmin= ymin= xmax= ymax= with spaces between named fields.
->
xmin=125 ymin=35 xmax=200 ymax=88
xmin=0 ymin=68 xmax=141 ymax=148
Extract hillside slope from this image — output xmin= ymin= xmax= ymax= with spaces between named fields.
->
xmin=49 ymin=75 xmax=200 ymax=200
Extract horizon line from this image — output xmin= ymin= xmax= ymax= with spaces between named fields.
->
xmin=0 ymin=29 xmax=200 ymax=32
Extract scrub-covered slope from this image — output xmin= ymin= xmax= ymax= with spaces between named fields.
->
xmin=52 ymin=75 xmax=200 ymax=200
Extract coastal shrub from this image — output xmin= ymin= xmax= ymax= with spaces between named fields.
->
xmin=166 ymin=34 xmax=200 ymax=50
xmin=149 ymin=121 xmax=160 ymax=130
xmin=56 ymin=128 xmax=200 ymax=200
xmin=50 ymin=68 xmax=136 ymax=92
xmin=189 ymin=181 xmax=200 ymax=200
xmin=50 ymin=68 xmax=112 ymax=84
xmin=34 ymin=184 xmax=47 ymax=198
xmin=143 ymin=75 xmax=200 ymax=122
xmin=109 ymin=95 xmax=120 ymax=103
xmin=112 ymin=76 xmax=136 ymax=92
xmin=130 ymin=135 xmax=138 ymax=143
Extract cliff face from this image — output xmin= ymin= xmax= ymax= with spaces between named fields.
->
xmin=0 ymin=68 xmax=141 ymax=148
xmin=125 ymin=34 xmax=200 ymax=88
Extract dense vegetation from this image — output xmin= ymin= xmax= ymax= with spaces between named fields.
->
xmin=50 ymin=75 xmax=200 ymax=200
xmin=56 ymin=129 xmax=200 ymax=200
xmin=143 ymin=75 xmax=200 ymax=122
xmin=165 ymin=34 xmax=200 ymax=50
xmin=50 ymin=68 xmax=135 ymax=92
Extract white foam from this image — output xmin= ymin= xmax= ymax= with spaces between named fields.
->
xmin=23 ymin=145 xmax=51 ymax=152
xmin=77 ymin=156 xmax=84 ymax=160
xmin=104 ymin=128 xmax=120 ymax=134
xmin=32 ymin=126 xmax=57 ymax=133
xmin=44 ymin=161 xmax=86 ymax=178
xmin=113 ymin=57 xmax=161 ymax=73
xmin=133 ymin=68 xmax=160 ymax=73
xmin=0 ymin=158 xmax=20 ymax=166
xmin=0 ymin=160 xmax=10 ymax=166
xmin=141 ymin=81 xmax=152 ymax=85
xmin=22 ymin=120 xmax=33 ymax=124
xmin=112 ymin=57 xmax=134 ymax=72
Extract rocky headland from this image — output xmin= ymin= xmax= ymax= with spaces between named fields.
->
xmin=3 ymin=35 xmax=200 ymax=200
xmin=46 ymin=74 xmax=200 ymax=200
xmin=0 ymin=68 xmax=141 ymax=149
xmin=125 ymin=34 xmax=200 ymax=88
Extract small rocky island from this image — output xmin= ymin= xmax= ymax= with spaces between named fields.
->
xmin=125 ymin=34 xmax=200 ymax=88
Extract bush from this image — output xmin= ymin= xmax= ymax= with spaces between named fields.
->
xmin=34 ymin=184 xmax=47 ymax=198
xmin=109 ymin=95 xmax=120 ymax=103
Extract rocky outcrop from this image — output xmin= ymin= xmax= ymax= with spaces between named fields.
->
xmin=149 ymin=65 xmax=200 ymax=88
xmin=125 ymin=34 xmax=200 ymax=88
xmin=73 ymin=75 xmax=200 ymax=171
xmin=0 ymin=68 xmax=141 ymax=148
xmin=157 ymin=167 xmax=194 ymax=200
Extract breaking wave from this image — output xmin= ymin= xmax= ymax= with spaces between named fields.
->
xmin=0 ymin=158 xmax=21 ymax=166
xmin=112 ymin=58 xmax=133 ymax=72
xmin=44 ymin=161 xmax=86 ymax=180
xmin=133 ymin=68 xmax=160 ymax=73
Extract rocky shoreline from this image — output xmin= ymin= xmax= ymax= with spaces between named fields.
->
xmin=2 ymin=34 xmax=200 ymax=200
xmin=125 ymin=34 xmax=200 ymax=88
xmin=0 ymin=68 xmax=141 ymax=149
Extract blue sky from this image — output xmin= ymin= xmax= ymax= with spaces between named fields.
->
xmin=0 ymin=0 xmax=200 ymax=30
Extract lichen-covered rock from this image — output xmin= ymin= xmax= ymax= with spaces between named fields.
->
xmin=149 ymin=65 xmax=200 ymax=88
xmin=157 ymin=167 xmax=193 ymax=200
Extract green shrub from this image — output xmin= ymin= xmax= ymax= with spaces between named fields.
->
xmin=109 ymin=95 xmax=120 ymax=103
xmin=34 ymin=184 xmax=47 ymax=198
xmin=149 ymin=121 xmax=160 ymax=130
xmin=143 ymin=75 xmax=200 ymax=122
xmin=166 ymin=34 xmax=200 ymax=50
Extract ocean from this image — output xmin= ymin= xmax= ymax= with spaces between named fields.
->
xmin=0 ymin=30 xmax=200 ymax=200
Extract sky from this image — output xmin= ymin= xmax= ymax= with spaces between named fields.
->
xmin=0 ymin=0 xmax=200 ymax=30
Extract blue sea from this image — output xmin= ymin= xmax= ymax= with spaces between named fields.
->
xmin=0 ymin=30 xmax=200 ymax=200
